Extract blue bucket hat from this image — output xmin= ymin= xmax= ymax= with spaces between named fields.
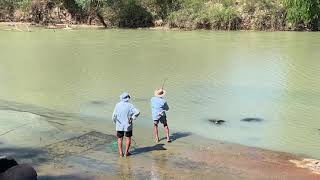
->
xmin=120 ymin=92 xmax=131 ymax=102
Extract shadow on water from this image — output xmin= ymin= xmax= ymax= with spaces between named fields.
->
xmin=0 ymin=146 xmax=48 ymax=165
xmin=170 ymin=132 xmax=192 ymax=142
xmin=241 ymin=118 xmax=264 ymax=122
xmin=38 ymin=175 xmax=91 ymax=180
xmin=131 ymin=144 xmax=166 ymax=155
xmin=159 ymin=132 xmax=192 ymax=142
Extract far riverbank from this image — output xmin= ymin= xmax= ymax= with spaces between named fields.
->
xmin=1 ymin=0 xmax=320 ymax=32
xmin=1 ymin=22 xmax=320 ymax=32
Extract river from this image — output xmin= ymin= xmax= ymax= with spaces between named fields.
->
xmin=1 ymin=28 xmax=320 ymax=158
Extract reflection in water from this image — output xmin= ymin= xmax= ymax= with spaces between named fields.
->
xmin=118 ymin=158 xmax=133 ymax=180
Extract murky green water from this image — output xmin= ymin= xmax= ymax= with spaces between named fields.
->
xmin=1 ymin=27 xmax=320 ymax=158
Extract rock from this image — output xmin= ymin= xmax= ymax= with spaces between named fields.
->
xmin=47 ymin=25 xmax=57 ymax=29
xmin=154 ymin=19 xmax=164 ymax=27
xmin=290 ymin=158 xmax=320 ymax=174
xmin=241 ymin=118 xmax=263 ymax=122
xmin=56 ymin=24 xmax=67 ymax=28
xmin=0 ymin=156 xmax=18 ymax=173
xmin=0 ymin=164 xmax=37 ymax=180
xmin=208 ymin=119 xmax=225 ymax=125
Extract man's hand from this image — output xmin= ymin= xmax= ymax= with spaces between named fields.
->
xmin=158 ymin=110 xmax=164 ymax=117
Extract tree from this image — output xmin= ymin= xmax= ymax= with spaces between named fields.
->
xmin=284 ymin=0 xmax=320 ymax=30
xmin=74 ymin=0 xmax=108 ymax=27
xmin=0 ymin=0 xmax=22 ymax=20
xmin=142 ymin=0 xmax=180 ymax=20
xmin=118 ymin=0 xmax=153 ymax=27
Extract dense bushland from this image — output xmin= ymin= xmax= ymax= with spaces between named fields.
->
xmin=0 ymin=0 xmax=319 ymax=31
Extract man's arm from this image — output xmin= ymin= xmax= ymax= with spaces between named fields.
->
xmin=163 ymin=102 xmax=169 ymax=111
xmin=130 ymin=106 xmax=140 ymax=121
xmin=112 ymin=106 xmax=117 ymax=124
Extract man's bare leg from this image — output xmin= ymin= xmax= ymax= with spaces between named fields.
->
xmin=125 ymin=137 xmax=131 ymax=156
xmin=153 ymin=124 xmax=159 ymax=143
xmin=117 ymin=137 xmax=123 ymax=157
xmin=164 ymin=125 xmax=171 ymax=142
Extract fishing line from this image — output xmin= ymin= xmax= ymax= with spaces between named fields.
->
xmin=131 ymin=136 xmax=138 ymax=150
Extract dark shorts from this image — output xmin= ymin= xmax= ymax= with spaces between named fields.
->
xmin=117 ymin=131 xmax=132 ymax=138
xmin=154 ymin=116 xmax=168 ymax=127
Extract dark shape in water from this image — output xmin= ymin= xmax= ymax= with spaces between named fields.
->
xmin=208 ymin=119 xmax=226 ymax=125
xmin=90 ymin=100 xmax=106 ymax=105
xmin=241 ymin=118 xmax=263 ymax=122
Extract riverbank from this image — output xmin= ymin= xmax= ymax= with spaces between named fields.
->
xmin=1 ymin=100 xmax=320 ymax=179
xmin=0 ymin=21 xmax=317 ymax=32
xmin=0 ymin=22 xmax=189 ymax=33
xmin=0 ymin=22 xmax=182 ymax=32
xmin=0 ymin=22 xmax=104 ymax=31
xmin=1 ymin=0 xmax=319 ymax=31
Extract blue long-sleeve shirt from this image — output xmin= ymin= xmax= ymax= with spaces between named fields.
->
xmin=151 ymin=96 xmax=169 ymax=120
xmin=112 ymin=93 xmax=140 ymax=131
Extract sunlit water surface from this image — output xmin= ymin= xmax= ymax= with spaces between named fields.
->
xmin=1 ymin=27 xmax=320 ymax=158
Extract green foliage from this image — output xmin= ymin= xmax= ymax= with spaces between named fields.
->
xmin=168 ymin=0 xmax=241 ymax=30
xmin=72 ymin=0 xmax=154 ymax=28
xmin=239 ymin=0 xmax=286 ymax=30
xmin=17 ymin=0 xmax=32 ymax=11
xmin=0 ymin=0 xmax=22 ymax=20
xmin=74 ymin=0 xmax=106 ymax=12
xmin=141 ymin=0 xmax=180 ymax=20
xmin=0 ymin=0 xmax=319 ymax=30
xmin=207 ymin=4 xmax=241 ymax=30
xmin=284 ymin=0 xmax=320 ymax=30
xmin=74 ymin=0 xmax=88 ymax=8
xmin=118 ymin=0 xmax=153 ymax=27
xmin=62 ymin=0 xmax=86 ymax=23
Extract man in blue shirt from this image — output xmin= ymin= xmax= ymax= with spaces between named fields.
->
xmin=151 ymin=89 xmax=171 ymax=143
xmin=112 ymin=92 xmax=140 ymax=157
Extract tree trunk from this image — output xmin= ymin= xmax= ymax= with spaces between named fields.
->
xmin=96 ymin=12 xmax=107 ymax=28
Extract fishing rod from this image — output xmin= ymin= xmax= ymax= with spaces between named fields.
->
xmin=161 ymin=78 xmax=168 ymax=90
